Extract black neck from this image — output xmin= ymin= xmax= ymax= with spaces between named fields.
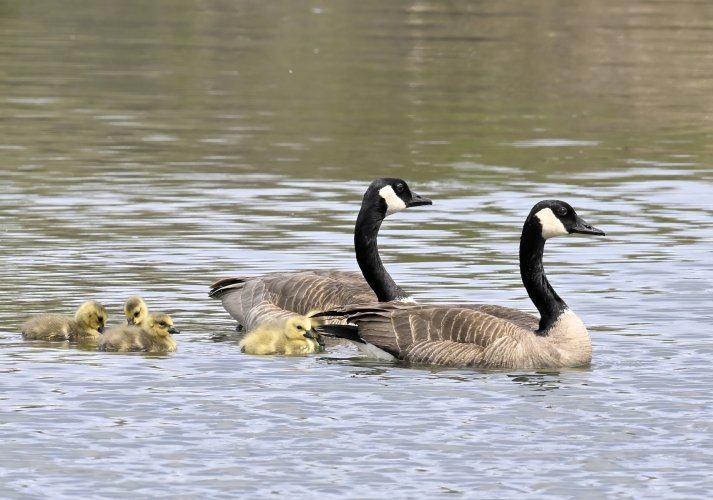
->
xmin=354 ymin=206 xmax=409 ymax=302
xmin=519 ymin=220 xmax=568 ymax=335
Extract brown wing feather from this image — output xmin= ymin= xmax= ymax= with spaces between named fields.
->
xmin=329 ymin=303 xmax=539 ymax=367
xmin=457 ymin=304 xmax=539 ymax=331
xmin=421 ymin=303 xmax=539 ymax=331
xmin=209 ymin=271 xmax=376 ymax=331
xmin=403 ymin=340 xmax=484 ymax=367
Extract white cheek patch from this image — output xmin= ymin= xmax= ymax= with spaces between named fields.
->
xmin=535 ymin=207 xmax=568 ymax=239
xmin=379 ymin=185 xmax=407 ymax=216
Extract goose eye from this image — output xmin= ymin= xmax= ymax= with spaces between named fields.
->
xmin=134 ymin=311 xmax=140 ymax=317
xmin=556 ymin=206 xmax=567 ymax=216
xmin=295 ymin=325 xmax=303 ymax=330
xmin=159 ymin=322 xmax=166 ymax=327
xmin=395 ymin=183 xmax=405 ymax=194
xmin=98 ymin=316 xmax=104 ymax=323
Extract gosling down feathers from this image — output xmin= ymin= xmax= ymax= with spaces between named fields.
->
xmin=316 ymin=200 xmax=606 ymax=369
xmin=239 ymin=316 xmax=323 ymax=355
xmin=98 ymin=313 xmax=180 ymax=352
xmin=22 ymin=300 xmax=107 ymax=341
xmin=209 ymin=178 xmax=432 ymax=332
xmin=124 ymin=296 xmax=149 ymax=326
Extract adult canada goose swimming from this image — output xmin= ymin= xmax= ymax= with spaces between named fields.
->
xmin=124 ymin=296 xmax=149 ymax=326
xmin=209 ymin=178 xmax=432 ymax=332
xmin=98 ymin=313 xmax=180 ymax=352
xmin=239 ymin=316 xmax=323 ymax=355
xmin=316 ymin=200 xmax=605 ymax=369
xmin=22 ymin=300 xmax=107 ymax=341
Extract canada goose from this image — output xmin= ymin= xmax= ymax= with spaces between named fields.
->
xmin=22 ymin=300 xmax=107 ymax=341
xmin=98 ymin=313 xmax=180 ymax=352
xmin=209 ymin=178 xmax=432 ymax=332
xmin=239 ymin=316 xmax=322 ymax=355
xmin=316 ymin=200 xmax=605 ymax=369
xmin=124 ymin=296 xmax=149 ymax=326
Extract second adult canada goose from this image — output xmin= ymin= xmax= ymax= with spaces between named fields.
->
xmin=239 ymin=316 xmax=322 ymax=355
xmin=98 ymin=313 xmax=180 ymax=352
xmin=209 ymin=178 xmax=432 ymax=332
xmin=316 ymin=200 xmax=605 ymax=369
xmin=124 ymin=296 xmax=149 ymax=326
xmin=22 ymin=300 xmax=107 ymax=341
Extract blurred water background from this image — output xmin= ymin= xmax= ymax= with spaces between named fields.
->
xmin=1 ymin=0 xmax=712 ymax=497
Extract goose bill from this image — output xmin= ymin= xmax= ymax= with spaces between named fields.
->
xmin=570 ymin=216 xmax=605 ymax=236
xmin=406 ymin=193 xmax=432 ymax=208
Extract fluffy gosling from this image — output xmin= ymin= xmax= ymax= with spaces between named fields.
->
xmin=239 ymin=316 xmax=323 ymax=355
xmin=124 ymin=296 xmax=149 ymax=326
xmin=98 ymin=313 xmax=179 ymax=352
xmin=22 ymin=300 xmax=107 ymax=341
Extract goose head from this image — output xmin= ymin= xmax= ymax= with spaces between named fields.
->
xmin=124 ymin=296 xmax=149 ymax=326
xmin=74 ymin=300 xmax=108 ymax=334
xmin=530 ymin=200 xmax=605 ymax=240
xmin=366 ymin=178 xmax=432 ymax=217
xmin=146 ymin=313 xmax=179 ymax=338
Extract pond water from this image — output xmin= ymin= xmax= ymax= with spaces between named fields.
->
xmin=1 ymin=0 xmax=712 ymax=498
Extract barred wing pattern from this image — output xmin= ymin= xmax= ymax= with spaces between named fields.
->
xmin=454 ymin=304 xmax=539 ymax=331
xmin=328 ymin=303 xmax=577 ymax=369
xmin=209 ymin=271 xmax=377 ymax=331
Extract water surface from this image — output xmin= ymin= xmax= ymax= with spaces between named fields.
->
xmin=1 ymin=0 xmax=713 ymax=498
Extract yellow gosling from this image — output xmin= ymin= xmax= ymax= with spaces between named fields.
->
xmin=98 ymin=313 xmax=179 ymax=352
xmin=239 ymin=316 xmax=322 ymax=355
xmin=124 ymin=296 xmax=149 ymax=326
xmin=22 ymin=300 xmax=107 ymax=341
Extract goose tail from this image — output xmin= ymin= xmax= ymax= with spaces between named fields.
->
xmin=208 ymin=277 xmax=247 ymax=299
xmin=314 ymin=324 xmax=364 ymax=344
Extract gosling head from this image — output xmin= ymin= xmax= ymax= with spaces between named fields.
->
xmin=74 ymin=300 xmax=108 ymax=334
xmin=146 ymin=313 xmax=179 ymax=338
xmin=124 ymin=296 xmax=149 ymax=326
xmin=365 ymin=178 xmax=432 ymax=218
xmin=284 ymin=316 xmax=317 ymax=341
xmin=530 ymin=200 xmax=605 ymax=240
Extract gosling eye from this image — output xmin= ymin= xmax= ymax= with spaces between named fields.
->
xmin=134 ymin=311 xmax=140 ymax=317
xmin=556 ymin=206 xmax=568 ymax=216
xmin=158 ymin=322 xmax=167 ymax=327
xmin=98 ymin=316 xmax=104 ymax=323
xmin=395 ymin=183 xmax=405 ymax=194
xmin=295 ymin=325 xmax=303 ymax=330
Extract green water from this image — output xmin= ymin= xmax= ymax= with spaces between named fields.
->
xmin=1 ymin=1 xmax=712 ymax=498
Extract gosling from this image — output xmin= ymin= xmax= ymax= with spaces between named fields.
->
xmin=239 ymin=316 xmax=322 ymax=355
xmin=98 ymin=313 xmax=180 ymax=352
xmin=124 ymin=296 xmax=149 ymax=326
xmin=22 ymin=300 xmax=107 ymax=341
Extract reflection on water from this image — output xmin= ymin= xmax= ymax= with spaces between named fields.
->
xmin=1 ymin=0 xmax=713 ymax=498
xmin=507 ymin=372 xmax=563 ymax=392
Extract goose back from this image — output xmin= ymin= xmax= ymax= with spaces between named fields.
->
xmin=210 ymin=270 xmax=376 ymax=332
xmin=318 ymin=302 xmax=591 ymax=369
